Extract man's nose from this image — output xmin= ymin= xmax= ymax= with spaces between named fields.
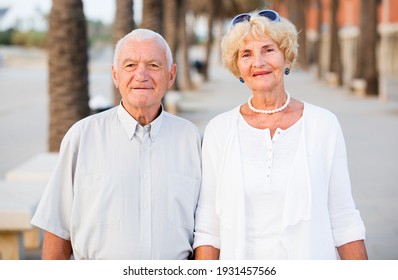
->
xmin=134 ymin=64 xmax=149 ymax=81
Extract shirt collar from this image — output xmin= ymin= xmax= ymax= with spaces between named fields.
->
xmin=117 ymin=103 xmax=164 ymax=142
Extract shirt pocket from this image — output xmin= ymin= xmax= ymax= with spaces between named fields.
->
xmin=74 ymin=172 xmax=121 ymax=226
xmin=167 ymin=173 xmax=200 ymax=230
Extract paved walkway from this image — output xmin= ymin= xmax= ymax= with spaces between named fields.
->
xmin=1 ymin=46 xmax=397 ymax=259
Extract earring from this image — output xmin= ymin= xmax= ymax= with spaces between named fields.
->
xmin=284 ymin=68 xmax=290 ymax=75
xmin=239 ymin=77 xmax=245 ymax=83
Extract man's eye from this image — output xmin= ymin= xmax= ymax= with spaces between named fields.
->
xmin=124 ymin=64 xmax=136 ymax=71
xmin=148 ymin=63 xmax=160 ymax=69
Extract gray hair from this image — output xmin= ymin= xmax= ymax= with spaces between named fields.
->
xmin=113 ymin=28 xmax=173 ymax=70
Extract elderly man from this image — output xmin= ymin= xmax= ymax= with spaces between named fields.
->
xmin=32 ymin=29 xmax=202 ymax=260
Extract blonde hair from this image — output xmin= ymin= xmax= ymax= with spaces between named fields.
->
xmin=221 ymin=13 xmax=298 ymax=78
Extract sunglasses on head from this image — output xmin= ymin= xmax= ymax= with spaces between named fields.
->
xmin=230 ymin=9 xmax=281 ymax=27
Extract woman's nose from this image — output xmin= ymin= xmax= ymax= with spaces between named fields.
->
xmin=253 ymin=53 xmax=266 ymax=67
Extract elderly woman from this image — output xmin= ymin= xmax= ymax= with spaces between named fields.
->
xmin=193 ymin=9 xmax=368 ymax=260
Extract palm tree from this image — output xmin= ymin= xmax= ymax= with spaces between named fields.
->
xmin=48 ymin=0 xmax=90 ymax=151
xmin=329 ymin=0 xmax=342 ymax=86
xmin=315 ymin=0 xmax=323 ymax=79
xmin=112 ymin=0 xmax=135 ymax=105
xmin=163 ymin=0 xmax=178 ymax=56
xmin=163 ymin=0 xmax=180 ymax=90
xmin=177 ymin=0 xmax=193 ymax=90
xmin=142 ymin=0 xmax=163 ymax=33
xmin=354 ymin=0 xmax=378 ymax=95
xmin=286 ymin=0 xmax=308 ymax=70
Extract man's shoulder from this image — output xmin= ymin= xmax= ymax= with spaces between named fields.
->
xmin=65 ymin=107 xmax=118 ymax=137
xmin=163 ymin=111 xmax=199 ymax=131
xmin=74 ymin=107 xmax=117 ymax=126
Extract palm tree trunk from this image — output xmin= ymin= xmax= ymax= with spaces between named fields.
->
xmin=142 ymin=0 xmax=163 ymax=34
xmin=113 ymin=0 xmax=135 ymax=105
xmin=329 ymin=0 xmax=343 ymax=86
xmin=203 ymin=1 xmax=215 ymax=81
xmin=163 ymin=0 xmax=179 ymax=90
xmin=316 ymin=0 xmax=323 ymax=79
xmin=178 ymin=0 xmax=193 ymax=90
xmin=48 ymin=0 xmax=90 ymax=151
xmin=355 ymin=0 xmax=379 ymax=95
xmin=286 ymin=0 xmax=308 ymax=70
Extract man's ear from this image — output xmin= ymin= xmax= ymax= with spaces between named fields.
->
xmin=111 ymin=65 xmax=119 ymax=88
xmin=168 ymin=64 xmax=177 ymax=89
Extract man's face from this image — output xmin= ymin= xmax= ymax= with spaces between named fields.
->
xmin=112 ymin=38 xmax=176 ymax=114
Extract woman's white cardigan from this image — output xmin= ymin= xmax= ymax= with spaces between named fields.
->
xmin=193 ymin=102 xmax=366 ymax=259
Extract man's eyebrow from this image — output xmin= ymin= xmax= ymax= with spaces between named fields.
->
xmin=121 ymin=58 xmax=135 ymax=65
xmin=120 ymin=58 xmax=164 ymax=66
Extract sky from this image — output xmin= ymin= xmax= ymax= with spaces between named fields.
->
xmin=0 ymin=0 xmax=142 ymax=30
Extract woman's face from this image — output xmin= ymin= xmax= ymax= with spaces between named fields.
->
xmin=237 ymin=37 xmax=289 ymax=94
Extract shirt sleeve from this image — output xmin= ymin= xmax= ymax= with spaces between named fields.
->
xmin=193 ymin=124 xmax=221 ymax=250
xmin=31 ymin=125 xmax=79 ymax=240
xmin=328 ymin=120 xmax=366 ymax=247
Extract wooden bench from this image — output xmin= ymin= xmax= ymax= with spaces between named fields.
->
xmin=0 ymin=181 xmax=46 ymax=259
xmin=3 ymin=152 xmax=58 ymax=254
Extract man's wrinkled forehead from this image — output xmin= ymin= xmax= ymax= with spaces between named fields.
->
xmin=119 ymin=38 xmax=166 ymax=60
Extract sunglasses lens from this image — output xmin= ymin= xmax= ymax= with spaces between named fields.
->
xmin=230 ymin=10 xmax=280 ymax=28
xmin=258 ymin=10 xmax=281 ymax=22
xmin=231 ymin=14 xmax=251 ymax=26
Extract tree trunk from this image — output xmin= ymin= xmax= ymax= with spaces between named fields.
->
xmin=355 ymin=0 xmax=379 ymax=95
xmin=163 ymin=0 xmax=179 ymax=90
xmin=286 ymin=0 xmax=308 ymax=70
xmin=316 ymin=0 xmax=323 ymax=79
xmin=203 ymin=1 xmax=215 ymax=81
xmin=113 ymin=0 xmax=135 ymax=105
xmin=142 ymin=0 xmax=163 ymax=34
xmin=178 ymin=0 xmax=193 ymax=90
xmin=329 ymin=0 xmax=343 ymax=86
xmin=48 ymin=0 xmax=90 ymax=152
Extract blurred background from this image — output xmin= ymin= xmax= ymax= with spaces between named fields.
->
xmin=0 ymin=0 xmax=397 ymax=260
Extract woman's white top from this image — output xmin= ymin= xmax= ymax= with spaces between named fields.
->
xmin=193 ymin=102 xmax=366 ymax=259
xmin=238 ymin=114 xmax=302 ymax=259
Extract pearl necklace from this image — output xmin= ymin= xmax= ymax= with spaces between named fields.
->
xmin=247 ymin=92 xmax=290 ymax=114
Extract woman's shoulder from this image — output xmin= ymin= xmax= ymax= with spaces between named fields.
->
xmin=207 ymin=106 xmax=240 ymax=128
xmin=203 ymin=106 xmax=240 ymax=139
xmin=302 ymin=101 xmax=341 ymax=135
xmin=303 ymin=101 xmax=338 ymax=121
